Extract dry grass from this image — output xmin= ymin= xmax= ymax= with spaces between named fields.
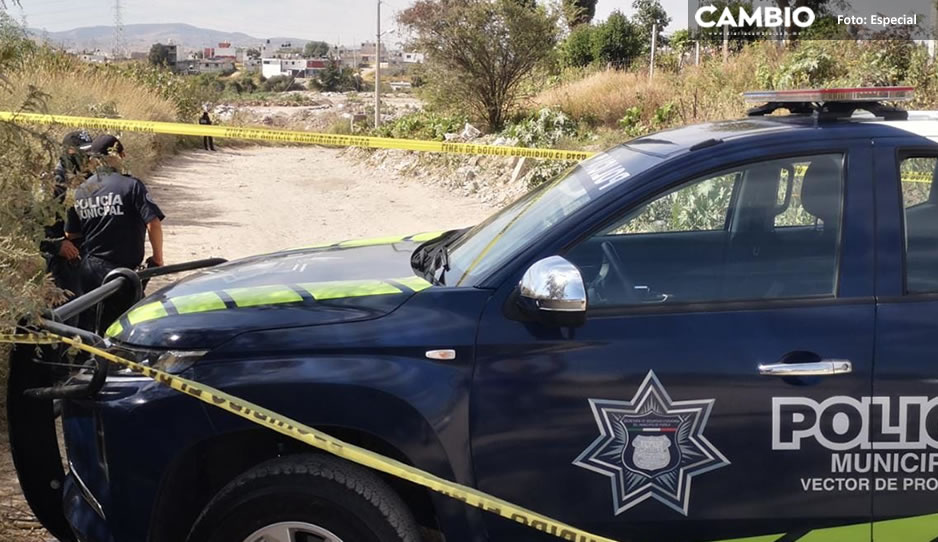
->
xmin=534 ymin=43 xmax=786 ymax=130
xmin=0 ymin=69 xmax=178 ymax=178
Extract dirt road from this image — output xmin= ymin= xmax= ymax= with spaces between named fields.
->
xmin=0 ymin=146 xmax=494 ymax=542
xmin=152 ymin=147 xmax=493 ymax=263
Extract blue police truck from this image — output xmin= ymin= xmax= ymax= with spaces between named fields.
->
xmin=9 ymin=87 xmax=938 ymax=542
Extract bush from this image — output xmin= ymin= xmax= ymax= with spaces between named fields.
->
xmin=500 ymin=108 xmax=578 ymax=148
xmin=374 ymin=111 xmax=468 ymax=141
xmin=591 ymin=10 xmax=641 ymax=68
xmin=563 ymin=24 xmax=595 ymax=67
xmin=262 ymin=75 xmax=301 ymax=92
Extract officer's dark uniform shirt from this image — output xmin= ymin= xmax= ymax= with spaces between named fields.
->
xmin=65 ymin=169 xmax=165 ymax=269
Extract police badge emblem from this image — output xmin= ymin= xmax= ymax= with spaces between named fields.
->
xmin=572 ymin=371 xmax=730 ymax=515
xmin=631 ymin=434 xmax=672 ymax=471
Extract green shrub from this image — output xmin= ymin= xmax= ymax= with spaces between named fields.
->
xmin=563 ymin=24 xmax=595 ymax=67
xmin=501 ymin=107 xmax=578 ymax=148
xmin=374 ymin=111 xmax=468 ymax=141
xmin=261 ymin=75 xmax=301 ymax=92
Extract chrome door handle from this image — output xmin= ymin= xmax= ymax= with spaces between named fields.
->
xmin=758 ymin=360 xmax=852 ymax=376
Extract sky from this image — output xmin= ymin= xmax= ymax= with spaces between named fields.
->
xmin=14 ymin=0 xmax=691 ymax=44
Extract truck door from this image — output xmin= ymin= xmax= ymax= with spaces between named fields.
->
xmin=871 ymin=138 xmax=938 ymax=540
xmin=471 ymin=145 xmax=875 ymax=542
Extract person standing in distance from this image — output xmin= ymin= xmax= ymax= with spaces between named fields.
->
xmin=199 ymin=108 xmax=215 ymax=151
xmin=65 ymin=135 xmax=166 ymax=333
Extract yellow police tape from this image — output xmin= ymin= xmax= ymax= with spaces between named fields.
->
xmin=0 ymin=331 xmax=617 ymax=542
xmin=0 ymin=111 xmax=594 ymax=162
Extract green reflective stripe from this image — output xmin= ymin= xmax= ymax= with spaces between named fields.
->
xmin=105 ymin=320 xmax=123 ymax=337
xmin=713 ymin=535 xmax=782 ymax=542
xmin=126 ymin=301 xmax=169 ymax=325
xmin=225 ymin=285 xmax=303 ymax=308
xmin=290 ymin=242 xmax=336 ymax=250
xmin=873 ymin=512 xmax=938 ymax=542
xmin=410 ymin=230 xmax=446 ymax=242
xmin=393 ymin=275 xmax=433 ymax=292
xmin=799 ymin=521 xmax=869 ymax=541
xmin=170 ymin=292 xmax=227 ymax=314
xmin=299 ymin=279 xmax=401 ymax=300
xmin=338 ymin=235 xmax=406 ymax=248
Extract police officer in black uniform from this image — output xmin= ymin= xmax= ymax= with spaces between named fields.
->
xmin=65 ymin=134 xmax=166 ymax=333
xmin=40 ymin=131 xmax=93 ymax=313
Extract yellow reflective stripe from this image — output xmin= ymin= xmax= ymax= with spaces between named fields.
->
xmin=224 ymin=285 xmax=303 ymax=307
xmin=170 ymin=292 xmax=227 ymax=314
xmin=393 ymin=275 xmax=433 ymax=292
xmin=105 ymin=320 xmax=123 ymax=337
xmin=410 ymin=230 xmax=446 ymax=242
xmin=299 ymin=279 xmax=401 ymax=300
xmin=338 ymin=235 xmax=406 ymax=248
xmin=126 ymin=301 xmax=169 ymax=325
xmin=873 ymin=512 xmax=938 ymax=542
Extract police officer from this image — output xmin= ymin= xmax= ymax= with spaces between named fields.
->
xmin=65 ymin=134 xmax=166 ymax=333
xmin=40 ymin=131 xmax=93 ymax=307
xmin=199 ymin=108 xmax=215 ymax=151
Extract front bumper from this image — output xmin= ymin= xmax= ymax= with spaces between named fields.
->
xmin=60 ymin=375 xmax=217 ymax=542
xmin=63 ymin=474 xmax=114 ymax=542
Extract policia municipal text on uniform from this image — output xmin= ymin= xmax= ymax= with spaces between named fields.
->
xmin=65 ymin=135 xmax=166 ymax=333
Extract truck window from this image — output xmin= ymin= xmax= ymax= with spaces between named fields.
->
xmin=566 ymin=154 xmax=844 ymax=307
xmin=900 ymin=156 xmax=938 ymax=293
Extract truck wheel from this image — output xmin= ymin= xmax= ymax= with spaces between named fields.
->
xmin=187 ymin=454 xmax=421 ymax=542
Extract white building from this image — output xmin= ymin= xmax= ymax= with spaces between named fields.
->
xmin=403 ymin=52 xmax=425 ymax=64
xmin=280 ymin=58 xmax=308 ymax=77
xmin=262 ymin=58 xmax=283 ymax=78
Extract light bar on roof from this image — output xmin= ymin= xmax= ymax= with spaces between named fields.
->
xmin=743 ymin=87 xmax=914 ymax=103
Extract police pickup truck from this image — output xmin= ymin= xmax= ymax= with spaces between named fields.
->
xmin=9 ymin=87 xmax=938 ymax=542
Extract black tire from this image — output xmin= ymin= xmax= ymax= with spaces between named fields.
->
xmin=187 ymin=454 xmax=421 ymax=542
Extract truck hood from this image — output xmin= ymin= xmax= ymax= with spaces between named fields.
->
xmin=107 ymin=232 xmax=444 ymax=349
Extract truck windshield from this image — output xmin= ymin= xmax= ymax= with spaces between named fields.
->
xmin=445 ymin=148 xmax=662 ymax=286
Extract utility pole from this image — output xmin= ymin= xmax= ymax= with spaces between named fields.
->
xmin=649 ymin=24 xmax=656 ymax=81
xmin=695 ymin=40 xmax=700 ymax=66
xmin=113 ymin=0 xmax=124 ymax=60
xmin=375 ymin=0 xmax=382 ymax=128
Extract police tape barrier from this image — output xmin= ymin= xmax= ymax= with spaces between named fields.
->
xmin=0 ymin=331 xmax=618 ymax=542
xmin=0 ymin=111 xmax=595 ymax=162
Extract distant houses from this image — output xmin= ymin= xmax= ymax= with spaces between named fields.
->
xmin=71 ymin=36 xmax=424 ymax=80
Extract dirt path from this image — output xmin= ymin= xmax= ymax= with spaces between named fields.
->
xmin=151 ymin=147 xmax=493 ymax=263
xmin=0 ymin=146 xmax=494 ymax=542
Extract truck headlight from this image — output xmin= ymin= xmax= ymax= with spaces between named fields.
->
xmin=107 ymin=345 xmax=207 ymax=376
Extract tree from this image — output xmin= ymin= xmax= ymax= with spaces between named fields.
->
xmin=147 ymin=43 xmax=171 ymax=66
xmin=398 ymin=0 xmax=559 ymax=130
xmin=669 ymin=28 xmax=692 ymax=54
xmin=303 ymin=40 xmax=331 ymax=58
xmin=246 ymin=47 xmax=261 ymax=60
xmin=591 ymin=10 xmax=641 ymax=68
xmin=317 ymin=58 xmax=344 ymax=91
xmin=562 ymin=0 xmax=597 ymax=29
xmin=563 ymin=24 xmax=595 ymax=67
xmin=632 ymin=0 xmax=670 ymax=52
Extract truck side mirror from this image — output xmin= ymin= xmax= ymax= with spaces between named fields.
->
xmin=518 ymin=256 xmax=587 ymax=327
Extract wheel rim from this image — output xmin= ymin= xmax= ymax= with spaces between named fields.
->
xmin=243 ymin=521 xmax=344 ymax=542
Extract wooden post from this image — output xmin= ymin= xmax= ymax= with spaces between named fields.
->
xmin=649 ymin=24 xmax=656 ymax=81
xmin=722 ymin=25 xmax=729 ymax=64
